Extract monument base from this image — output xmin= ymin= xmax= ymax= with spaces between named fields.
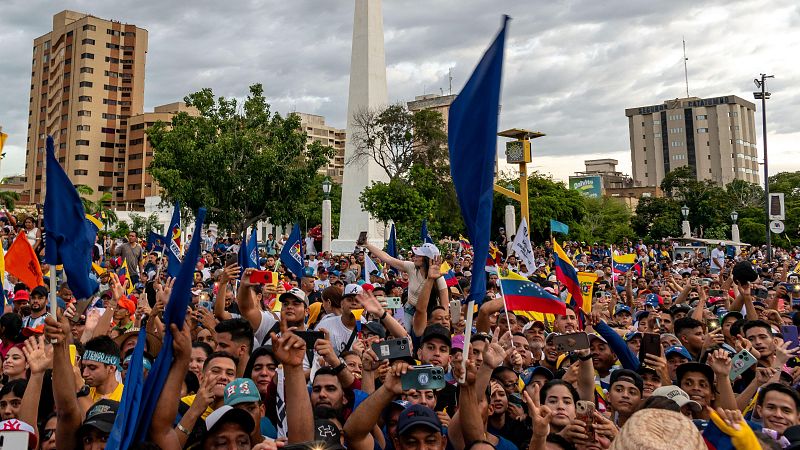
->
xmin=330 ymin=238 xmax=385 ymax=255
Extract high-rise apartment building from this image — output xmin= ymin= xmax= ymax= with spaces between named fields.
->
xmin=296 ymin=113 xmax=346 ymax=184
xmin=625 ymin=95 xmax=759 ymax=187
xmin=25 ymin=10 xmax=147 ymax=204
xmin=122 ymin=102 xmax=198 ymax=210
xmin=407 ymin=93 xmax=456 ymax=131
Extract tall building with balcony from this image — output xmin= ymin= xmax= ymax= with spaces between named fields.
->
xmin=296 ymin=113 xmax=346 ymax=184
xmin=625 ymin=95 xmax=759 ymax=187
xmin=25 ymin=10 xmax=147 ymax=204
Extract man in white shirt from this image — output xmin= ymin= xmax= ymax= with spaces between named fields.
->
xmin=710 ymin=242 xmax=725 ymax=275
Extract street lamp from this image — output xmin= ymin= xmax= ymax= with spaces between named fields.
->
xmin=754 ymin=74 xmax=774 ymax=261
xmin=730 ymin=211 xmax=738 ymax=224
xmin=321 ymin=178 xmax=333 ymax=253
xmin=730 ymin=210 xmax=740 ymax=254
xmin=322 ymin=178 xmax=332 ymax=200
xmin=681 ymin=205 xmax=691 ymax=238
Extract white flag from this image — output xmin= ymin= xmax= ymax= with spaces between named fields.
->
xmin=511 ymin=218 xmax=535 ymax=275
xmin=365 ymin=252 xmax=380 ymax=279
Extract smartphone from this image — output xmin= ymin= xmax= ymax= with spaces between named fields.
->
xmin=293 ymin=331 xmax=325 ymax=350
xmin=449 ymin=300 xmax=461 ymax=326
xmin=638 ymin=333 xmax=662 ymax=364
xmin=783 ymin=325 xmax=800 ymax=351
xmin=249 ymin=270 xmax=279 ymax=286
xmin=729 ymin=349 xmax=757 ymax=380
xmin=552 ymin=332 xmax=590 ymax=354
xmin=753 ymin=288 xmax=769 ymax=300
xmin=575 ymin=400 xmax=596 ymax=440
xmin=69 ymin=344 xmax=77 ymax=367
xmin=356 ymin=231 xmax=367 ymax=246
xmin=70 ymin=299 xmax=91 ymax=323
xmin=225 ymin=252 xmax=238 ymax=267
xmin=384 ymin=297 xmax=402 ymax=309
xmin=790 ymin=276 xmax=799 ymax=284
xmin=709 ymin=289 xmax=724 ymax=297
xmin=401 ymin=365 xmax=446 ymax=391
xmin=0 ymin=431 xmax=29 ymax=449
xmin=372 ymin=338 xmax=413 ymax=361
xmin=198 ymin=300 xmax=213 ymax=312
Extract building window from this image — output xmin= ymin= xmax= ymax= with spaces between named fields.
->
xmin=130 ymin=138 xmax=145 ymax=146
xmin=101 ymin=127 xmax=116 ymax=134
xmin=78 ymin=95 xmax=92 ymax=102
xmin=75 ymin=154 xmax=89 ymax=161
xmin=79 ymin=81 xmax=93 ymax=87
xmin=671 ymin=141 xmax=683 ymax=147
xmin=103 ymin=99 xmax=118 ymax=105
xmin=696 ymin=115 xmax=707 ymax=120
xmin=653 ymin=120 xmax=661 ymax=125
xmin=80 ymin=67 xmax=94 ymax=74
xmin=77 ymin=110 xmax=91 ymax=117
xmin=76 ymin=140 xmax=90 ymax=146
xmin=130 ymin=123 xmax=145 ymax=131
xmin=669 ymin=127 xmax=683 ymax=134
xmin=728 ymin=111 xmax=738 ymax=117
xmin=100 ymin=142 xmax=114 ymax=148
xmin=77 ymin=125 xmax=90 ymax=131
xmin=99 ymin=156 xmax=114 ymax=162
xmin=99 ymin=171 xmax=113 ymax=177
xmin=102 ymin=113 xmax=118 ymax=119
xmin=697 ymin=128 xmax=708 ymax=133
xmin=81 ymin=38 xmax=95 ymax=45
xmin=128 ymin=168 xmax=143 ymax=175
xmin=82 ymin=24 xmax=96 ymax=31
xmin=129 ymin=153 xmax=143 ymax=160
xmin=80 ymin=53 xmax=94 ymax=59
xmin=74 ymin=169 xmax=88 ymax=176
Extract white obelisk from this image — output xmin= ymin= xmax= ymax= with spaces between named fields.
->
xmin=331 ymin=0 xmax=390 ymax=253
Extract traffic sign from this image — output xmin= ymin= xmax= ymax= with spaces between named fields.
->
xmin=770 ymin=220 xmax=785 ymax=234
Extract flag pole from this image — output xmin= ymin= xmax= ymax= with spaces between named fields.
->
xmin=459 ymin=299 xmax=475 ymax=384
xmin=495 ymin=274 xmax=514 ymax=334
xmin=49 ymin=264 xmax=57 ymax=317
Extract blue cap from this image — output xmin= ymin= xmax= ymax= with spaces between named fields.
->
xmin=665 ymin=346 xmax=691 ymax=360
xmin=624 ymin=331 xmax=642 ymax=342
xmin=634 ymin=310 xmax=650 ymax=322
xmin=397 ymin=404 xmax=442 ymax=435
xmin=521 ymin=366 xmax=554 ymax=386
xmin=614 ymin=304 xmax=632 ymax=316
xmin=223 ymin=378 xmax=261 ymax=406
xmin=645 ymin=294 xmax=661 ymax=308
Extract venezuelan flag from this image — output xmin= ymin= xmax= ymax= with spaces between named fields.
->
xmin=612 ymin=253 xmax=637 ymax=274
xmin=118 ymin=259 xmax=134 ymax=295
xmin=440 ymin=262 xmax=459 ymax=287
xmin=551 ymin=238 xmax=583 ymax=309
xmin=499 ymin=271 xmax=566 ymax=315
xmin=459 ymin=234 xmax=472 ymax=252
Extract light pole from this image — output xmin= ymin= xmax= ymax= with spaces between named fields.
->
xmin=504 ymin=182 xmax=516 ymax=253
xmin=494 ymin=129 xmax=546 ymax=238
xmin=322 ymin=178 xmax=332 ymax=254
xmin=730 ymin=210 xmax=740 ymax=255
xmin=681 ymin=205 xmax=691 ymax=238
xmin=754 ymin=74 xmax=774 ymax=261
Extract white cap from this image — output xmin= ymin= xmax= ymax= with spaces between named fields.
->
xmin=412 ymin=243 xmax=440 ymax=259
xmin=0 ymin=419 xmax=38 ymax=449
xmin=651 ymin=386 xmax=702 ymax=413
xmin=343 ymin=284 xmax=364 ymax=297
xmin=279 ymin=287 xmax=308 ymax=305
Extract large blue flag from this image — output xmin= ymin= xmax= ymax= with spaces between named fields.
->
xmin=166 ymin=203 xmax=181 ymax=277
xmin=387 ymin=223 xmax=398 ymax=275
xmin=43 ymin=136 xmax=98 ymax=299
xmin=106 ymin=326 xmax=147 ymax=448
xmin=421 ymin=219 xmax=433 ymax=244
xmin=550 ymin=219 xmax=569 ymax=235
xmin=134 ymin=208 xmax=206 ymax=441
xmin=238 ymin=228 xmax=258 ymax=271
xmin=280 ymin=223 xmax=304 ymax=281
xmin=448 ymin=16 xmax=508 ymax=304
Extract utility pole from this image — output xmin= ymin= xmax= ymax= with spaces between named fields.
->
xmin=494 ymin=129 xmax=545 ymax=238
xmin=754 ymin=73 xmax=774 ymax=261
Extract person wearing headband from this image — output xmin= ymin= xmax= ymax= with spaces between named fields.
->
xmin=79 ymin=336 xmax=123 ymax=405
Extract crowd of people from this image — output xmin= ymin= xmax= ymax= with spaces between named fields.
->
xmin=3 ymin=213 xmax=800 ymax=450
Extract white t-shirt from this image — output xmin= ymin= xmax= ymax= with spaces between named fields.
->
xmin=314 ymin=314 xmax=356 ymax=355
xmin=254 ymin=311 xmax=280 ymax=346
xmin=401 ymin=261 xmax=447 ymax=307
xmin=314 ymin=279 xmax=330 ymax=292
xmin=710 ymin=248 xmax=725 ymax=270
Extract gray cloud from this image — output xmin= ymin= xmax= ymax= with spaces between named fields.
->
xmin=1 ymin=0 xmax=798 ymax=181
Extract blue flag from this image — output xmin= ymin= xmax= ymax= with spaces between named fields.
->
xmin=166 ymin=203 xmax=181 ymax=277
xmin=550 ymin=219 xmax=569 ymax=235
xmin=146 ymin=231 xmax=165 ymax=252
xmin=421 ymin=219 xmax=433 ymax=244
xmin=106 ymin=326 xmax=147 ymax=449
xmin=448 ymin=17 xmax=508 ymax=305
xmin=238 ymin=228 xmax=259 ymax=271
xmin=43 ymin=136 xmax=98 ymax=299
xmin=280 ymin=223 xmax=304 ymax=281
xmin=134 ymin=208 xmax=206 ymax=441
xmin=387 ymin=223 xmax=398 ymax=275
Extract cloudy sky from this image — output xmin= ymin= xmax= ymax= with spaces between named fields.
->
xmin=1 ymin=0 xmax=798 ymax=183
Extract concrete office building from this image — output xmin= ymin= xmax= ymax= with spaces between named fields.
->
xmin=625 ymin=95 xmax=759 ymax=187
xmin=407 ymin=93 xmax=456 ymax=130
xmin=296 ymin=113 xmax=346 ymax=184
xmin=25 ymin=10 xmax=147 ymax=204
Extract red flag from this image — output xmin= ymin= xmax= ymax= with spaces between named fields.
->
xmin=6 ymin=233 xmax=44 ymax=289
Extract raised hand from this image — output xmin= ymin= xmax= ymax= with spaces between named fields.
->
xmin=314 ymin=329 xmax=340 ymax=368
xmin=172 ymin=322 xmax=192 ymax=361
xmin=524 ymin=387 xmax=552 ymax=438
xmin=271 ymin=315 xmax=307 ymax=368
xmin=707 ymin=349 xmax=732 ymax=376
xmin=220 ymin=264 xmax=241 ymax=284
xmin=109 ymin=272 xmax=126 ymax=302
xmin=383 ymin=360 xmax=410 ymax=395
xmin=23 ymin=335 xmax=53 ymax=374
xmin=428 ymin=256 xmax=443 ymax=279
xmin=483 ymin=342 xmax=506 ymax=369
xmin=357 ymin=291 xmax=385 ymax=318
xmin=773 ymin=340 xmax=800 ymax=368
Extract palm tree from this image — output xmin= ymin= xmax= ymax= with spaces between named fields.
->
xmin=75 ymin=184 xmax=118 ymax=227
xmin=0 ymin=190 xmax=20 ymax=211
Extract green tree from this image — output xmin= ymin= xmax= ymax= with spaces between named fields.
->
xmin=726 ymin=179 xmax=764 ymax=210
xmin=128 ymin=213 xmax=163 ymax=237
xmin=631 ymin=197 xmax=682 ymax=240
xmin=148 ymin=84 xmax=333 ymax=234
xmin=75 ymin=185 xmax=118 ymax=227
xmin=0 ymin=190 xmax=20 ymax=210
xmin=576 ymin=197 xmax=634 ymax=244
xmin=359 ymin=178 xmax=434 ymax=245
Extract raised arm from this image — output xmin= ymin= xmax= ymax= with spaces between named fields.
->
xmin=575 ymin=348 xmax=596 ymax=402
xmin=20 ymin=335 xmax=52 ymax=436
xmin=237 ymin=267 xmax=263 ymax=331
xmin=364 ymin=242 xmax=408 ymax=272
xmin=149 ymin=322 xmax=192 ymax=450
xmin=476 ymin=298 xmax=504 ymax=334
xmin=343 ymin=361 xmax=408 ymax=450
xmin=45 ymin=315 xmax=81 ymax=450
xmin=271 ymin=317 xmax=315 ymax=443
xmin=413 ymin=277 xmax=436 ymax=338
xmin=214 ymin=265 xmax=238 ymax=321
xmin=359 ymin=292 xmax=407 ymax=339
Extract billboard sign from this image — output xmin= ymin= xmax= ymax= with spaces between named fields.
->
xmin=569 ymin=175 xmax=602 ymax=198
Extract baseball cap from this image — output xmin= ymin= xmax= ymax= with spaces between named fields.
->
xmin=223 ymin=378 xmax=260 ymax=406
xmin=665 ymin=346 xmax=692 ymax=360
xmin=721 ymin=311 xmax=743 ymax=324
xmin=279 ymin=288 xmax=308 ymax=306
xmin=0 ymin=419 xmax=38 ymax=449
xmin=651 ymin=385 xmax=702 ymax=413
xmin=363 ymin=321 xmax=387 ymax=339
xmin=521 ymin=366 xmax=554 ymax=386
xmin=624 ymin=331 xmax=642 ymax=342
xmin=588 ymin=333 xmax=607 ymax=344
xmin=645 ymin=293 xmax=661 ymax=308
xmin=412 ymin=243 xmax=440 ymax=259
xmin=78 ymin=399 xmax=119 ymax=436
xmin=343 ymin=284 xmax=363 ymax=298
xmin=314 ymin=419 xmax=345 ymax=450
xmin=397 ymin=404 xmax=443 ymax=436
xmin=613 ymin=304 xmax=632 ymax=316
xmin=205 ymin=405 xmax=255 ymax=435
xmin=609 ymin=369 xmax=644 ymax=393
xmin=12 ymin=290 xmax=29 ymax=302
xmin=421 ymin=324 xmax=452 ymax=348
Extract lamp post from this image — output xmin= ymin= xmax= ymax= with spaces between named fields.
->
xmin=754 ymin=73 xmax=774 ymax=262
xmin=504 ymin=183 xmax=516 ymax=254
xmin=681 ymin=205 xmax=691 ymax=238
xmin=730 ymin=210 xmax=740 ymax=255
xmin=322 ymin=178 xmax=332 ymax=254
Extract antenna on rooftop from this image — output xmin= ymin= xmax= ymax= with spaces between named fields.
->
xmin=683 ymin=37 xmax=690 ymax=98
xmin=448 ymin=68 xmax=453 ymax=95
